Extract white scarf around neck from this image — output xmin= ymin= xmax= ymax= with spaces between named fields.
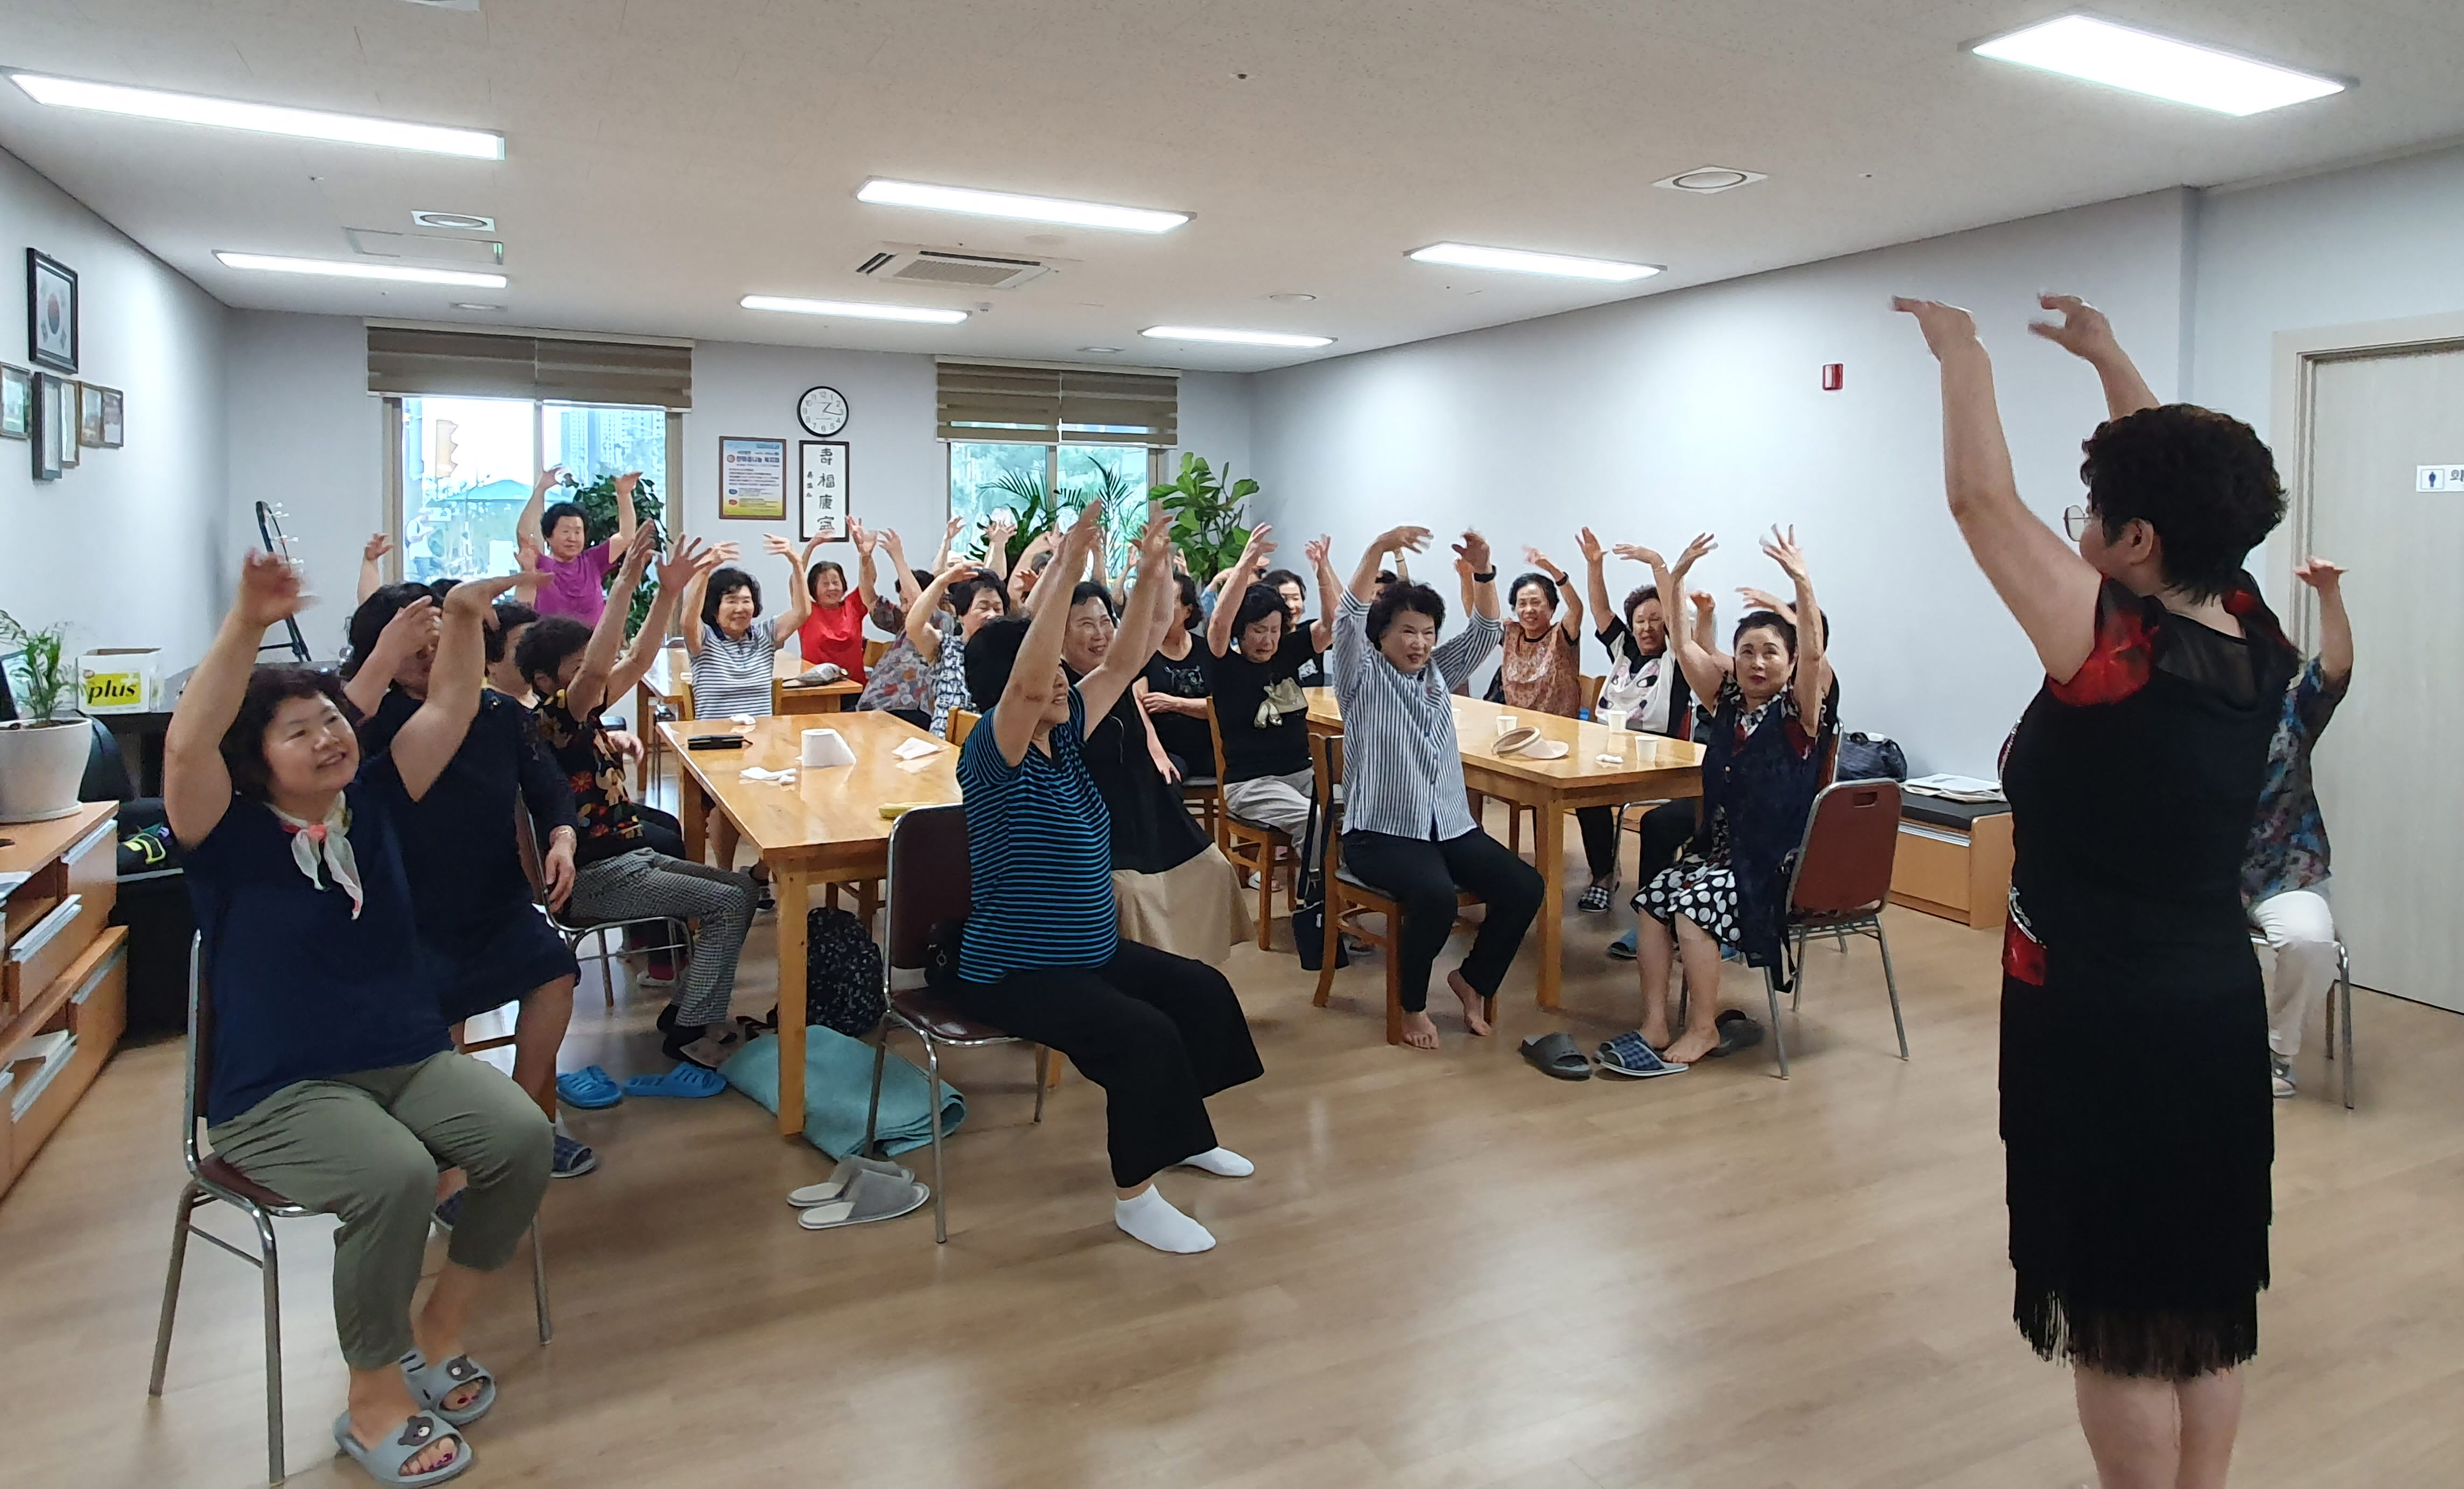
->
xmin=269 ymin=796 xmax=365 ymax=919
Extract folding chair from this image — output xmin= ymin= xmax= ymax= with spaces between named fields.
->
xmin=1760 ymin=778 xmax=1910 ymax=1079
xmin=149 ymin=937 xmax=550 ymax=1485
xmin=860 ymin=804 xmax=1050 ymax=1244
xmin=2251 ymin=929 xmax=2357 ymax=1110
xmin=1308 ymin=732 xmax=1483 ymax=1044
xmin=1206 ymin=698 xmax=1293 ymax=949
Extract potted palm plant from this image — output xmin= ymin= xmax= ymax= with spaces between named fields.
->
xmin=0 ymin=609 xmax=90 ymax=822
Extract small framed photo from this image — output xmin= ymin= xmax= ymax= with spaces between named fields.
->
xmin=100 ymin=386 xmax=123 ymax=447
xmin=56 ymin=380 xmax=80 ymax=467
xmin=26 ymin=249 xmax=77 ymax=374
xmin=30 ymin=372 xmax=65 ymax=479
xmin=0 ymin=364 xmax=29 ymax=440
xmin=77 ymin=382 xmax=110 ymax=448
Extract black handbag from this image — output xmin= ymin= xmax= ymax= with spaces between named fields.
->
xmin=1837 ymin=732 xmax=1909 ymax=782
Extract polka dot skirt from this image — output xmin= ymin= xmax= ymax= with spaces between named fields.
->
xmin=1635 ymin=858 xmax=1742 ymax=944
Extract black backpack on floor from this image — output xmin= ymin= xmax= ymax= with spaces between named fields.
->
xmin=802 ymin=906 xmax=887 ymax=1036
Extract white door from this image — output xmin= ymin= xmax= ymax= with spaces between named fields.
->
xmin=2302 ymin=342 xmax=2464 ymax=1010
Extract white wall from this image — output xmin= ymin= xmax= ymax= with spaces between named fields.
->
xmin=225 ymin=310 xmax=387 ymax=661
xmin=1 ymin=146 xmax=228 ymax=676
xmin=1249 ymin=192 xmax=2194 ymax=778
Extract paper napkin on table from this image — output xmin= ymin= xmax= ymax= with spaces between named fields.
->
xmin=740 ymin=766 xmax=798 ymax=784
xmin=892 ymin=738 xmax=943 ymax=760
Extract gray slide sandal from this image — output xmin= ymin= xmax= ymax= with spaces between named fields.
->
xmin=797 ymin=1165 xmax=930 ymax=1231
xmin=331 ymin=1411 xmax=471 ymax=1487
xmin=787 ymin=1154 xmax=916 ymax=1209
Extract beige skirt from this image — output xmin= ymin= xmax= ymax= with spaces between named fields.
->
xmin=1115 ymin=844 xmax=1248 ymax=966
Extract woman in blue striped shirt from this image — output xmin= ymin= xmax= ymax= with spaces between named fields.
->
xmin=1330 ymin=527 xmax=1545 ymax=1049
xmin=941 ymin=504 xmax=1263 ymax=1255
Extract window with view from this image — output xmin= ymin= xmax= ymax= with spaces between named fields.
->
xmin=397 ymin=396 xmax=668 ymax=585
xmin=947 ymin=442 xmax=1155 ymax=575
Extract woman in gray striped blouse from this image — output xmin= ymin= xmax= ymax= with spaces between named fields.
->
xmin=1331 ymin=526 xmax=1545 ymax=1050
xmin=680 ymin=534 xmax=812 ymax=870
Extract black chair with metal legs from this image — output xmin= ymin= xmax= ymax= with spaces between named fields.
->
xmin=149 ymin=936 xmax=550 ymax=1485
xmin=859 ymin=804 xmax=1049 ymax=1244
xmin=1759 ymin=780 xmax=1910 ymax=1079
xmin=515 ymin=811 xmax=689 ymax=1010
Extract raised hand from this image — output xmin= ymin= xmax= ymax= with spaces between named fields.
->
xmin=1670 ymin=532 xmax=1717 ymax=581
xmin=1303 ymin=535 xmax=1333 ymax=570
xmin=362 ymin=532 xmax=393 ymax=564
xmin=1690 ymin=589 xmax=1716 ymax=617
xmin=1737 ymin=586 xmax=1788 ymax=614
xmin=1376 ymin=525 xmax=1432 ymax=557
xmin=235 ymin=550 xmax=310 ymax=629
xmin=618 ymin=522 xmax=659 ymax=577
xmin=946 ymin=516 xmax=966 ymax=541
xmin=535 ymin=465 xmax=569 ymax=492
xmin=1760 ymin=524 xmax=1810 ymax=584
xmin=1576 ymin=528 xmax=1605 ymax=566
xmin=1523 ymin=545 xmax=1566 ymax=580
xmin=761 ymin=533 xmax=797 ymax=558
xmin=1892 ymin=297 xmax=1980 ymax=360
xmin=936 ymin=560 xmax=984 ymax=587
xmin=657 ymin=535 xmax=712 ymax=589
xmin=851 ymin=518 xmax=878 ymax=557
xmin=1453 ymin=530 xmax=1493 ymax=575
xmin=613 ymin=470 xmax=641 ymax=499
xmin=880 ymin=528 xmax=907 ymax=559
xmin=1237 ymin=524 xmax=1278 ymax=569
xmin=516 ymin=531 xmax=544 ymax=572
xmin=1613 ymin=543 xmax=1663 ymax=568
xmin=1139 ymin=502 xmax=1174 ymax=571
xmin=373 ymin=595 xmax=438 ymax=658
xmin=1058 ymin=500 xmax=1107 ymax=571
xmin=2293 ymin=557 xmax=2346 ymax=591
xmin=446 ymin=568 xmax=550 ymax=614
xmin=2027 ymin=294 xmax=2118 ymax=362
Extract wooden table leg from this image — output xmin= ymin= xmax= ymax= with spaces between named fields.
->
xmin=681 ymin=779 xmax=707 ymax=864
xmin=774 ymin=863 xmax=810 ymax=1139
xmin=634 ymin=680 xmax=656 ymax=795
xmin=1536 ymin=795 xmax=1565 ymax=1010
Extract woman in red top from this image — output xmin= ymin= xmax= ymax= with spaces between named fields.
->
xmin=796 ymin=519 xmax=880 ymax=680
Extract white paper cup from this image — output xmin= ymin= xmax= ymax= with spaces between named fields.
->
xmin=1495 ymin=714 xmax=1518 ymax=736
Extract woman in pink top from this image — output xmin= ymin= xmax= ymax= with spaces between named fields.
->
xmin=516 ymin=467 xmax=640 ymax=627
xmin=796 ymin=518 xmax=882 ymax=680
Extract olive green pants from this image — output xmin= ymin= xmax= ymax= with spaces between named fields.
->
xmin=206 ymin=1052 xmax=551 ymax=1369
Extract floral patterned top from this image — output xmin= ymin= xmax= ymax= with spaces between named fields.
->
xmin=2240 ymin=657 xmax=2346 ymax=909
xmin=534 ymin=688 xmax=645 ymax=867
xmin=858 ymin=600 xmax=940 ymax=715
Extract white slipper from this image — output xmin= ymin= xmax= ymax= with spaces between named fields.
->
xmin=798 ymin=1168 xmax=930 ymax=1230
xmin=787 ymin=1155 xmax=915 ymax=1209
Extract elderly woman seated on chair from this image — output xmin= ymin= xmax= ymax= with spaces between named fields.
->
xmin=1606 ymin=529 xmax=1837 ymax=1073
xmin=166 ymin=553 xmax=554 ymax=1486
xmin=945 ymin=502 xmax=1264 ymax=1255
xmin=1329 ymin=526 xmax=1542 ymax=1050
xmin=342 ymin=582 xmax=592 ymax=1180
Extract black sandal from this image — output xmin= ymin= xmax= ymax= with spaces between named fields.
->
xmin=1519 ymin=1031 xmax=1594 ymax=1081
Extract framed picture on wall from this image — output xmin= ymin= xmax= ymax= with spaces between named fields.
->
xmin=717 ymin=436 xmax=787 ymax=520
xmin=799 ymin=440 xmax=850 ymax=542
xmin=26 ymin=249 xmax=77 ymax=374
xmin=56 ymin=381 xmax=80 ymax=468
xmin=0 ymin=364 xmax=29 ymax=440
xmin=30 ymin=372 xmax=65 ymax=479
xmin=76 ymin=382 xmax=110 ymax=448
xmin=100 ymin=387 xmax=124 ymax=447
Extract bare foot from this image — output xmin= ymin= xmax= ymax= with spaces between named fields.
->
xmin=349 ymin=1409 xmax=463 ymax=1474
xmin=1663 ymin=1026 xmax=1719 ymax=1064
xmin=1399 ymin=1010 xmax=1440 ymax=1049
xmin=1447 ymin=970 xmax=1492 ymax=1037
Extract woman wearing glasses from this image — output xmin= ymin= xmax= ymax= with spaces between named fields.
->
xmin=1898 ymin=292 xmax=2295 ymax=1489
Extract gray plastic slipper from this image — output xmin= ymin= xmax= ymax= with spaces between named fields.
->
xmin=787 ymin=1154 xmax=915 ymax=1208
xmin=797 ymin=1165 xmax=930 ymax=1231
xmin=1706 ymin=1008 xmax=1766 ymax=1058
xmin=331 ymin=1411 xmax=471 ymax=1487
xmin=1520 ymin=1031 xmax=1594 ymax=1080
xmin=399 ymin=1351 xmax=495 ymax=1427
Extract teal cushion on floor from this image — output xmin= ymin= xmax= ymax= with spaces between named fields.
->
xmin=719 ymin=1028 xmax=965 ymax=1158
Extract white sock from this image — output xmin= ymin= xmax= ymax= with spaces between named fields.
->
xmin=1178 ymin=1146 xmax=1254 ymax=1178
xmin=1114 ymin=1186 xmax=1216 ymax=1254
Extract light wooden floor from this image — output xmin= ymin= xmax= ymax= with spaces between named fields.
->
xmin=6 ymin=845 xmax=2462 ymax=1488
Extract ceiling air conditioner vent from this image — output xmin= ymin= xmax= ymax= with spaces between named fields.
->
xmin=856 ymin=246 xmax=1054 ymax=291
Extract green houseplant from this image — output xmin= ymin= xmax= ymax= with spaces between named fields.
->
xmin=969 ymin=458 xmax=1144 ymax=571
xmin=0 ymin=609 xmax=92 ymax=823
xmin=1149 ymin=453 xmax=1256 ymax=582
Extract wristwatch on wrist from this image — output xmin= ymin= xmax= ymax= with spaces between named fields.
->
xmin=1472 ymin=568 xmax=1497 ymax=584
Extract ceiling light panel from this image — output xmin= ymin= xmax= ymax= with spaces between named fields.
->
xmin=740 ymin=295 xmax=968 ymax=324
xmin=215 ymin=252 xmax=507 ymax=286
xmin=10 ymin=73 xmax=505 ymax=157
xmin=857 ymin=178 xmax=1188 ymax=233
xmin=1142 ymin=326 xmax=1333 ymax=348
xmin=1407 ymin=243 xmax=1662 ymax=282
xmin=1969 ymin=16 xmax=2346 ymax=116
xmin=1653 ymin=166 xmax=1766 ymax=194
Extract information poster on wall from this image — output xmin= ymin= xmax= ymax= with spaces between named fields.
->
xmin=718 ymin=436 xmax=786 ymax=519
xmin=800 ymin=440 xmax=850 ymax=542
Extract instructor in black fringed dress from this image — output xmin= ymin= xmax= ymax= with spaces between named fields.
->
xmin=1898 ymin=292 xmax=2295 ymax=1489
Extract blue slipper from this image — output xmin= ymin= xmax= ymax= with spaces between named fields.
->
xmin=621 ymin=1063 xmax=727 ymax=1099
xmin=556 ymin=1066 xmax=624 ymax=1109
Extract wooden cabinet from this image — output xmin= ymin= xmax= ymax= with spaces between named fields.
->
xmin=1 ymin=804 xmax=126 ymax=1200
xmin=1887 ymin=798 xmax=2013 ymax=932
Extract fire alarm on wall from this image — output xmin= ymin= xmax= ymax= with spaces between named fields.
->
xmin=1821 ymin=363 xmax=1845 ymax=391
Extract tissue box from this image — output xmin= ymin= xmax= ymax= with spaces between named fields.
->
xmin=79 ymin=648 xmax=164 ymax=713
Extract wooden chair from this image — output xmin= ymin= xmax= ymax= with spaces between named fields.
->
xmin=861 ymin=804 xmax=1050 ymax=1244
xmin=949 ymin=709 xmax=979 ymax=747
xmin=150 ymin=937 xmax=550 ymax=1484
xmin=1580 ymin=673 xmax=1604 ymax=715
xmin=863 ymin=637 xmax=890 ymax=670
xmin=1206 ymin=697 xmax=1292 ymax=950
xmin=1309 ymin=732 xmax=1483 ymax=1044
xmin=1761 ymin=778 xmax=1910 ymax=1078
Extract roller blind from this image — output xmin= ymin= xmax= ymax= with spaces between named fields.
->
xmin=936 ymin=360 xmax=1176 ymax=445
xmin=367 ymin=326 xmax=694 ymax=409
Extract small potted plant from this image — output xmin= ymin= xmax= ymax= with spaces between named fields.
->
xmin=0 ymin=609 xmax=90 ymax=823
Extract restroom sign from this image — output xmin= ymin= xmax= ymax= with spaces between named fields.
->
xmin=2419 ymin=465 xmax=2464 ymax=491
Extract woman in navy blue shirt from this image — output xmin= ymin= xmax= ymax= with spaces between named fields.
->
xmin=168 ymin=554 xmax=552 ymax=1485
xmin=946 ymin=505 xmax=1263 ymax=1255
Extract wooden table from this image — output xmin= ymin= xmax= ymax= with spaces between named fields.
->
xmin=637 ymin=646 xmax=863 ymax=786
xmin=659 ymin=711 xmax=961 ymax=1136
xmin=1304 ymin=689 xmax=1702 ymax=1011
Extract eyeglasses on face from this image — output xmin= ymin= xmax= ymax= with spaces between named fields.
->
xmin=2063 ymin=504 xmax=2091 ymax=542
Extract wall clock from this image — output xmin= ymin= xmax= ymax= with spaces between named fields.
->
xmin=797 ymin=384 xmax=849 ymax=438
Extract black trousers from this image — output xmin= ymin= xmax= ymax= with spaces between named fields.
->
xmin=1636 ymin=798 xmax=1697 ymax=887
xmin=1341 ymin=828 xmax=1544 ymax=1013
xmin=943 ymin=939 xmax=1263 ymax=1189
xmin=1576 ymin=806 xmax=1619 ymax=881
xmin=634 ymin=804 xmax=687 ymax=860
